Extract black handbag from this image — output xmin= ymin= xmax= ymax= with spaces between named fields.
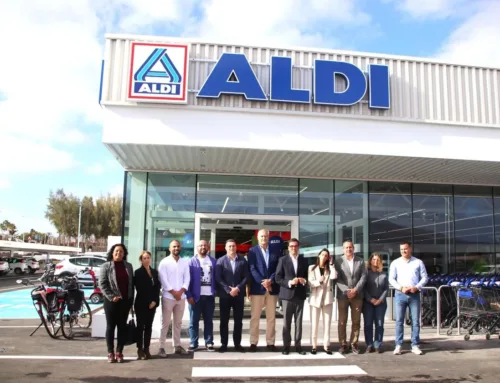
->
xmin=124 ymin=310 xmax=137 ymax=346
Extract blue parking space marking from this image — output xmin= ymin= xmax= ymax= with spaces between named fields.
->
xmin=0 ymin=288 xmax=101 ymax=319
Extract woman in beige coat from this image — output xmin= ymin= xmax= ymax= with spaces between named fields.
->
xmin=308 ymin=248 xmax=337 ymax=354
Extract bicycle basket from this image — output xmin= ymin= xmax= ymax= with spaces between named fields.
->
xmin=66 ymin=289 xmax=84 ymax=312
xmin=62 ymin=277 xmax=79 ymax=291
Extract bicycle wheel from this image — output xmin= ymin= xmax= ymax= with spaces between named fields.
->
xmin=40 ymin=301 xmax=62 ymax=339
xmin=75 ymin=299 xmax=92 ymax=329
xmin=60 ymin=303 xmax=74 ymax=340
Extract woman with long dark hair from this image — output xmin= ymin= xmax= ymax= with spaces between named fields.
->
xmin=134 ymin=250 xmax=160 ymax=360
xmin=99 ymin=244 xmax=134 ymax=363
xmin=308 ymin=248 xmax=337 ymax=355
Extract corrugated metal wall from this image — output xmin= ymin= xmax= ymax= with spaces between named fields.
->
xmin=102 ymin=36 xmax=500 ymax=127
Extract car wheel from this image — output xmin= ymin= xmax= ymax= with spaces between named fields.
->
xmin=90 ymin=294 xmax=102 ymax=304
xmin=28 ymin=267 xmax=36 ymax=274
xmin=14 ymin=268 xmax=23 ymax=275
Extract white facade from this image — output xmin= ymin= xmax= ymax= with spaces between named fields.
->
xmin=101 ymin=34 xmax=500 ymax=186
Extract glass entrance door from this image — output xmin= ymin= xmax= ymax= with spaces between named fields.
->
xmin=194 ymin=213 xmax=299 ymax=259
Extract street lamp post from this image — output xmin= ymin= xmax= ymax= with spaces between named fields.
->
xmin=77 ymin=203 xmax=82 ymax=250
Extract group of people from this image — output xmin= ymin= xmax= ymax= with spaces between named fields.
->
xmin=99 ymin=229 xmax=428 ymax=363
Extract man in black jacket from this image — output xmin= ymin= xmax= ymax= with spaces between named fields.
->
xmin=214 ymin=239 xmax=249 ymax=353
xmin=275 ymin=238 xmax=308 ymax=355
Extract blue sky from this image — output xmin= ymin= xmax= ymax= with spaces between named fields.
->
xmin=0 ymin=0 xmax=499 ymax=234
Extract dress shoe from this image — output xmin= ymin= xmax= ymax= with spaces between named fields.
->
xmin=324 ymin=348 xmax=332 ymax=355
xmin=249 ymin=344 xmax=257 ymax=352
xmin=137 ymin=348 xmax=146 ymax=360
xmin=296 ymin=346 xmax=306 ymax=355
xmin=311 ymin=348 xmax=317 ymax=355
xmin=350 ymin=344 xmax=360 ymax=354
xmin=218 ymin=345 xmax=228 ymax=353
xmin=282 ymin=347 xmax=290 ymax=355
xmin=234 ymin=345 xmax=246 ymax=353
xmin=266 ymin=345 xmax=277 ymax=352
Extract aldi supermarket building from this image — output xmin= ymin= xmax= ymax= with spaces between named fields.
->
xmin=100 ymin=33 xmax=500 ymax=274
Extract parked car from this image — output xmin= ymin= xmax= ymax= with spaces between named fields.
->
xmin=54 ymin=255 xmax=106 ymax=286
xmin=0 ymin=257 xmax=28 ymax=274
xmin=0 ymin=259 xmax=9 ymax=276
xmin=24 ymin=257 xmax=40 ymax=274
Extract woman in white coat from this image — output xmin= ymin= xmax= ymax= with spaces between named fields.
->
xmin=308 ymin=248 xmax=337 ymax=355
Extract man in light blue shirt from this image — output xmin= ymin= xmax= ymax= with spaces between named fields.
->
xmin=389 ymin=241 xmax=428 ymax=356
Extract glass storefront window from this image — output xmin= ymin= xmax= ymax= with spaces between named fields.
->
xmin=494 ymin=187 xmax=500 ymax=273
xmin=369 ymin=182 xmax=412 ymax=268
xmin=454 ymin=185 xmax=494 ymax=273
xmin=122 ymin=171 xmax=500 ymax=274
xmin=123 ymin=172 xmax=147 ymax=269
xmin=145 ymin=174 xmax=196 ymax=266
xmin=412 ymin=184 xmax=454 ymax=274
xmin=299 ymin=179 xmax=334 ymax=263
xmin=196 ymin=175 xmax=298 ymax=215
xmin=335 ymin=181 xmax=369 ymax=261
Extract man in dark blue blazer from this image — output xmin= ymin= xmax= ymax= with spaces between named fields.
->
xmin=275 ymin=238 xmax=308 ymax=355
xmin=214 ymin=239 xmax=249 ymax=353
xmin=247 ymin=229 xmax=280 ymax=352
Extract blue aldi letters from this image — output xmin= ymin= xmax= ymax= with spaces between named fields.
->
xmin=197 ymin=53 xmax=390 ymax=109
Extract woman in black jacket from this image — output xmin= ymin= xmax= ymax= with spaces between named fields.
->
xmin=134 ymin=250 xmax=160 ymax=360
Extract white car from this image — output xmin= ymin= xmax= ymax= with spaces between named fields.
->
xmin=24 ymin=257 xmax=40 ymax=274
xmin=54 ymin=255 xmax=106 ymax=286
xmin=0 ymin=257 xmax=28 ymax=274
xmin=0 ymin=259 xmax=9 ymax=276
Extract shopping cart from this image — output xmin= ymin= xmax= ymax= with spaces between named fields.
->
xmin=446 ymin=285 xmax=500 ymax=340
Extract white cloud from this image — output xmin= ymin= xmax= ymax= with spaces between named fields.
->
xmin=0 ymin=207 xmax=56 ymax=234
xmin=0 ymin=0 xmax=102 ymax=177
xmin=191 ymin=0 xmax=370 ymax=48
xmin=0 ymin=136 xmax=76 ymax=174
xmin=109 ymin=183 xmax=124 ymax=196
xmin=0 ymin=179 xmax=11 ymax=189
xmin=436 ymin=1 xmax=500 ymax=67
xmin=385 ymin=0 xmax=471 ymax=19
xmin=58 ymin=129 xmax=88 ymax=145
xmin=86 ymin=163 xmax=105 ymax=175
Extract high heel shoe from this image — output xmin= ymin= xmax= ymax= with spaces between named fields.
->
xmin=311 ymin=348 xmax=317 ymax=355
xmin=324 ymin=348 xmax=332 ymax=355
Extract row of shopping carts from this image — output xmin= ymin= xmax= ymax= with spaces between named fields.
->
xmin=418 ymin=273 xmax=500 ymax=340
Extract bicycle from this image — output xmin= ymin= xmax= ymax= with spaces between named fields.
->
xmin=17 ymin=265 xmax=65 ymax=339
xmin=59 ymin=272 xmax=93 ymax=339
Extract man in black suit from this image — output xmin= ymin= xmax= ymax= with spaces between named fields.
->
xmin=275 ymin=238 xmax=308 ymax=355
xmin=214 ymin=239 xmax=249 ymax=353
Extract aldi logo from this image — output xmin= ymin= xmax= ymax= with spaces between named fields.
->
xmin=128 ymin=42 xmax=189 ymax=103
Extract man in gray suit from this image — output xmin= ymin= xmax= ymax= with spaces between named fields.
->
xmin=334 ymin=239 xmax=366 ymax=354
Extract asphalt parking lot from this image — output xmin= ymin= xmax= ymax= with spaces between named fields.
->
xmin=0 ymin=318 xmax=499 ymax=383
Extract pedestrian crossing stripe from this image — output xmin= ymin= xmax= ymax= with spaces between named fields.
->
xmin=194 ymin=351 xmax=345 ymax=360
xmin=192 ymin=365 xmax=367 ymax=377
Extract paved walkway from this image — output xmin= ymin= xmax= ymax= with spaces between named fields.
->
xmin=1 ymin=317 xmax=498 ymax=382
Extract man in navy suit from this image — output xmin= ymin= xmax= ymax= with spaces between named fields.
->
xmin=275 ymin=238 xmax=308 ymax=355
xmin=215 ymin=239 xmax=249 ymax=353
xmin=247 ymin=229 xmax=280 ymax=352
